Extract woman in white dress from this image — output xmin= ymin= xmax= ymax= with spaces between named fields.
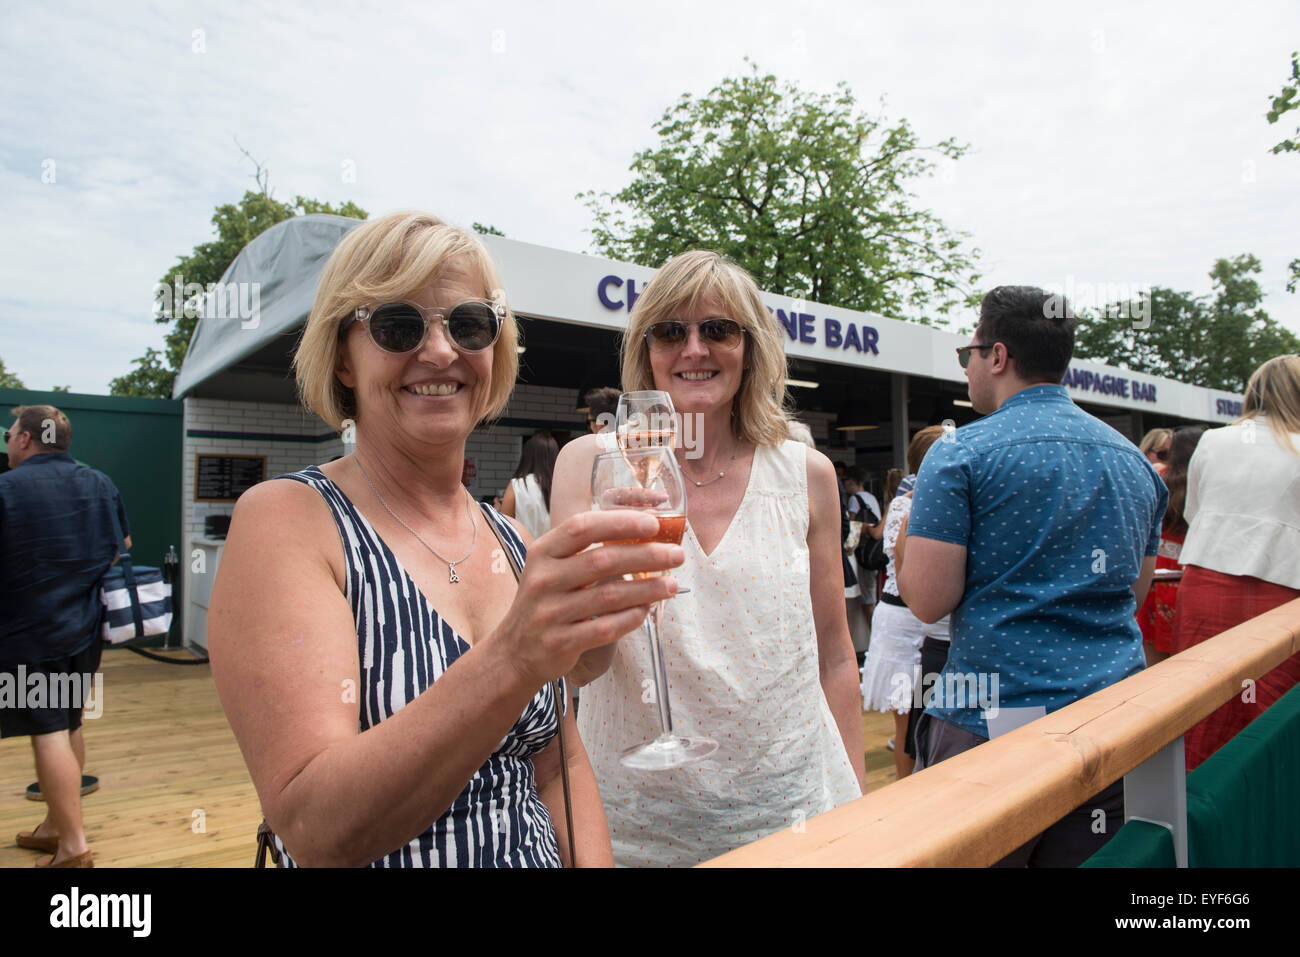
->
xmin=551 ymin=250 xmax=865 ymax=867
xmin=859 ymin=425 xmax=945 ymax=779
xmin=501 ymin=431 xmax=557 ymax=539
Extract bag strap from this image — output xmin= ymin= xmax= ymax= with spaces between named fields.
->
xmin=255 ymin=819 xmax=281 ymax=868
xmin=104 ymin=493 xmax=145 ymax=640
xmin=481 ymin=506 xmax=578 ymax=869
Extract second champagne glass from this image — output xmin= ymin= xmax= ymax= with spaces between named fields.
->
xmin=591 ymin=447 xmax=717 ymax=770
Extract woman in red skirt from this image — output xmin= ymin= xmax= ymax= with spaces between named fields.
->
xmin=1172 ymin=355 xmax=1300 ymax=771
xmin=1137 ymin=426 xmax=1205 ymax=665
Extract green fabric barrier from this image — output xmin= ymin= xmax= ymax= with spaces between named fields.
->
xmin=1185 ymin=682 xmax=1300 ymax=866
xmin=1082 ymin=682 xmax=1300 ymax=868
xmin=1081 ymin=819 xmax=1176 ymax=868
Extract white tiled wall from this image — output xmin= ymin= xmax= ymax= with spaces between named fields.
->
xmin=182 ymin=398 xmax=341 ymax=542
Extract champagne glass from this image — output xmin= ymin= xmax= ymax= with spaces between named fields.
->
xmin=591 ymin=447 xmax=717 ymax=770
xmin=616 ymin=390 xmax=690 ymax=593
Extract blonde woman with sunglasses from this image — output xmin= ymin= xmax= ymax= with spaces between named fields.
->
xmin=552 ymin=250 xmax=865 ymax=867
xmin=208 ymin=212 xmax=684 ymax=867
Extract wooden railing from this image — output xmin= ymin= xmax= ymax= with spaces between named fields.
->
xmin=699 ymin=597 xmax=1300 ymax=867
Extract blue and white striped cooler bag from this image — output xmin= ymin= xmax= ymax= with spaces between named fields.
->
xmin=100 ymin=563 xmax=173 ymax=644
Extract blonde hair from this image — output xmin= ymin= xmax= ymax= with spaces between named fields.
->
xmin=621 ymin=250 xmax=789 ymax=447
xmin=1239 ymin=354 xmax=1300 ymax=454
xmin=1138 ymin=428 xmax=1172 ymax=457
xmin=294 ymin=211 xmax=518 ymax=430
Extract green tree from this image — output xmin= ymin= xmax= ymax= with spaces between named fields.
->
xmin=1074 ymin=254 xmax=1300 ymax=393
xmin=107 ymin=347 xmax=173 ymax=398
xmin=1266 ymin=50 xmax=1300 ymax=292
xmin=112 ymin=190 xmax=368 ymax=398
xmin=0 ymin=357 xmax=25 ymax=389
xmin=581 ymin=62 xmax=980 ymax=324
xmin=472 ymin=222 xmax=506 ymax=236
xmin=50 ymin=385 xmax=70 ymax=392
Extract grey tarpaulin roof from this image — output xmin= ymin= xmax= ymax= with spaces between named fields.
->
xmin=171 ymin=213 xmax=363 ymax=398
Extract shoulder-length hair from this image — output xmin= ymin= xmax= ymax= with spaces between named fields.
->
xmin=294 ymin=211 xmax=518 ymax=430
xmin=620 ymin=250 xmax=790 ymax=447
xmin=1238 ymin=354 xmax=1300 ymax=455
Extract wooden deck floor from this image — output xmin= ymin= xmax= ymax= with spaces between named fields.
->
xmin=1 ymin=648 xmax=899 ymax=868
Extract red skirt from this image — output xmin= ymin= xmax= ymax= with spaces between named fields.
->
xmin=1136 ymin=534 xmax=1183 ymax=653
xmin=1171 ymin=565 xmax=1300 ymax=771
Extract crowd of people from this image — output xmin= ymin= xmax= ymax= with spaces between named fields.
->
xmin=6 ymin=207 xmax=1296 ymax=869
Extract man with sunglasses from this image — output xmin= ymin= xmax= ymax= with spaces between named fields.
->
xmin=897 ymin=286 xmax=1167 ymax=867
xmin=2 ymin=405 xmax=132 ymax=868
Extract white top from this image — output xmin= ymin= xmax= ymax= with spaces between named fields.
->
xmin=1179 ymin=417 xmax=1300 ymax=590
xmin=881 ymin=495 xmax=911 ymax=598
xmin=509 ymin=474 xmax=550 ymax=540
xmin=847 ymin=489 xmax=881 ymax=524
xmin=577 ymin=439 xmax=862 ymax=867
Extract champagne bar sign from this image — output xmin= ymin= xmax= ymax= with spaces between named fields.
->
xmin=195 ymin=454 xmax=266 ymax=502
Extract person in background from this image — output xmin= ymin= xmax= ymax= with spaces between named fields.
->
xmin=551 ymin=250 xmax=864 ymax=866
xmin=1139 ymin=428 xmax=1173 ymax=476
xmin=843 ymin=466 xmax=881 ymax=666
xmin=501 ymin=431 xmax=558 ymax=539
xmin=1136 ymin=425 xmax=1205 ymax=666
xmin=2 ymin=405 xmax=131 ymax=868
xmin=900 ymin=285 xmax=1165 ymax=867
xmin=584 ymin=386 xmax=621 ymax=434
xmin=1172 ymin=355 xmax=1300 ymax=770
xmin=858 ymin=426 xmax=944 ymax=778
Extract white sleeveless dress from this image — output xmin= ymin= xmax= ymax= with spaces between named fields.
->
xmin=577 ymin=438 xmax=862 ymax=867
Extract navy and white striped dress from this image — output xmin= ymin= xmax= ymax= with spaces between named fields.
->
xmin=271 ymin=465 xmax=564 ymax=868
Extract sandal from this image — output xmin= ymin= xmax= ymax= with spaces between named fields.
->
xmin=35 ymin=849 xmax=94 ymax=868
xmin=15 ymin=827 xmax=59 ymax=854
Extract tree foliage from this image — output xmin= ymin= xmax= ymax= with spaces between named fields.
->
xmin=1074 ymin=254 xmax=1300 ymax=393
xmin=0 ymin=357 xmax=25 ymax=390
xmin=111 ymin=190 xmax=367 ymax=398
xmin=1266 ymin=50 xmax=1300 ymax=293
xmin=581 ymin=63 xmax=979 ymax=324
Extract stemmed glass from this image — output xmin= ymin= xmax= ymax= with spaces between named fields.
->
xmin=615 ymin=391 xmax=689 ymax=594
xmin=591 ymin=446 xmax=717 ymax=770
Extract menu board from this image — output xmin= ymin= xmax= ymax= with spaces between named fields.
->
xmin=195 ymin=454 xmax=266 ymax=502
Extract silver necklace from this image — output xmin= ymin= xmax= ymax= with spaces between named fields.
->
xmin=354 ymin=456 xmax=477 ymax=584
xmin=684 ymin=444 xmax=738 ymax=487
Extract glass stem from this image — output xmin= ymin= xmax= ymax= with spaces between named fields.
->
xmin=645 ymin=601 xmax=674 ymax=739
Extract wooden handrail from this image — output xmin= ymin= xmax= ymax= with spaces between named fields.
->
xmin=700 ymin=596 xmax=1300 ymax=867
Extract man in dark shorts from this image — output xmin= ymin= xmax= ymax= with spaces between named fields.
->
xmin=1 ymin=405 xmax=131 ymax=868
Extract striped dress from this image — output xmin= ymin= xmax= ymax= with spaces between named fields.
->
xmin=271 ymin=465 xmax=563 ymax=867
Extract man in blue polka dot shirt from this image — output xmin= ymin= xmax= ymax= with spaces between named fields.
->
xmin=898 ymin=285 xmax=1167 ymax=867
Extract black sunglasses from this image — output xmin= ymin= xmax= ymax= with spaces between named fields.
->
xmin=956 ymin=343 xmax=1004 ymax=369
xmin=347 ymin=299 xmax=504 ymax=355
xmin=644 ymin=318 xmax=746 ymax=351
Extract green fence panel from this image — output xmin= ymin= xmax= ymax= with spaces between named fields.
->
xmin=1186 ymin=682 xmax=1300 ymax=867
xmin=0 ymin=389 xmax=183 ymax=646
xmin=1080 ymin=819 xmax=1176 ymax=868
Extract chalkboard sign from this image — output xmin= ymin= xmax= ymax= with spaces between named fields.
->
xmin=195 ymin=454 xmax=266 ymax=502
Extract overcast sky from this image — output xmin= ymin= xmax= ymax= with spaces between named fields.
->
xmin=2 ymin=0 xmax=1298 ymax=394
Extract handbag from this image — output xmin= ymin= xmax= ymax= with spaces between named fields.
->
xmin=100 ymin=501 xmax=173 ymax=645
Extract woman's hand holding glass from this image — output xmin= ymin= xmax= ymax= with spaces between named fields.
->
xmin=487 ymin=510 xmax=684 ymax=694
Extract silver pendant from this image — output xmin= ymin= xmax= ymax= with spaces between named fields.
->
xmin=448 ymin=563 xmax=460 ymax=584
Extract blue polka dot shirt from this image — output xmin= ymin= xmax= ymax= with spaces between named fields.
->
xmin=908 ymin=385 xmax=1168 ymax=737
